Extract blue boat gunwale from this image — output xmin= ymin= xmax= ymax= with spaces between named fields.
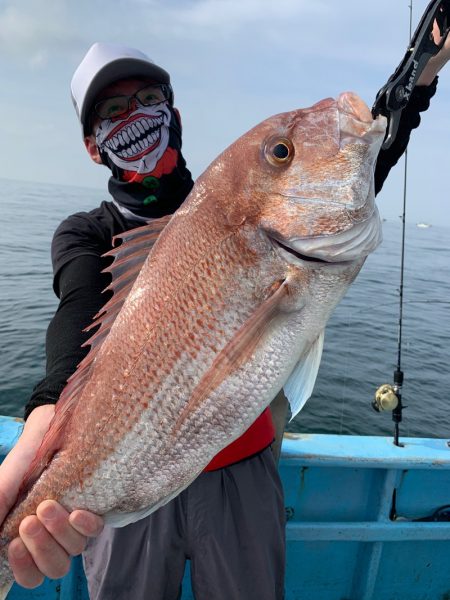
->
xmin=2 ymin=415 xmax=450 ymax=599
xmin=2 ymin=415 xmax=450 ymax=468
xmin=281 ymin=431 xmax=450 ymax=469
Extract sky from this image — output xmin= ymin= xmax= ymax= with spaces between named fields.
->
xmin=0 ymin=0 xmax=449 ymax=226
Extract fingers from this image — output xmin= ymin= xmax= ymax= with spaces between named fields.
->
xmin=8 ymin=537 xmax=44 ymax=589
xmin=37 ymin=501 xmax=88 ymax=556
xmin=0 ymin=405 xmax=55 ymax=524
xmin=18 ymin=514 xmax=71 ymax=581
xmin=69 ymin=509 xmax=104 ymax=538
xmin=417 ymin=14 xmax=450 ymax=86
xmin=432 ymin=18 xmax=442 ymax=45
xmin=0 ymin=445 xmax=34 ymax=525
xmin=0 ymin=406 xmax=104 ymax=588
xmin=0 ymin=405 xmax=103 ymax=588
xmin=7 ymin=500 xmax=104 ymax=588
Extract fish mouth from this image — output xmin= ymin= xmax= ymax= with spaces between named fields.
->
xmin=268 ymin=208 xmax=382 ymax=265
xmin=337 ymin=92 xmax=374 ymax=124
xmin=337 ymin=92 xmax=386 ymax=146
xmin=270 ymin=236 xmax=336 ymax=265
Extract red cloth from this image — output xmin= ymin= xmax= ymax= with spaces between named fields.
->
xmin=121 ymin=147 xmax=179 ymax=183
xmin=204 ymin=408 xmax=275 ymax=471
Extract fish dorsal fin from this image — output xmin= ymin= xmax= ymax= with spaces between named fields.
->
xmin=173 ymin=279 xmax=288 ymax=432
xmin=17 ymin=216 xmax=171 ymax=496
xmin=99 ymin=215 xmax=172 ymax=310
xmin=284 ymin=331 xmax=324 ymax=420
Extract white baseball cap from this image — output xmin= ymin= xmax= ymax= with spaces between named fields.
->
xmin=71 ymin=42 xmax=171 ymax=135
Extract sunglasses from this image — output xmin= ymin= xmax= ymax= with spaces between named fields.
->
xmin=94 ymin=83 xmax=172 ymax=120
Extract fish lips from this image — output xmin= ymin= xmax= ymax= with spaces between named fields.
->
xmin=269 ymin=207 xmax=382 ymax=265
xmin=337 ymin=92 xmax=387 ymax=146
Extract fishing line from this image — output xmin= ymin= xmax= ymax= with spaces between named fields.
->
xmin=398 ymin=0 xmax=415 ymax=365
xmin=391 ymin=0 xmax=414 ymax=446
xmin=329 ymin=298 xmax=382 ymax=436
xmin=372 ymin=0 xmax=415 ymax=445
xmin=337 ymin=305 xmax=353 ymax=435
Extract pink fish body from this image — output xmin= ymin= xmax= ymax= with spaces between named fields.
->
xmin=0 ymin=92 xmax=386 ymax=594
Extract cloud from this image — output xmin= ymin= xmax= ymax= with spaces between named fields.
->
xmin=29 ymin=50 xmax=48 ymax=68
xmin=0 ymin=0 xmax=351 ymax=67
xmin=156 ymin=0 xmax=326 ymax=30
xmin=0 ymin=0 xmax=80 ymax=68
xmin=0 ymin=0 xmax=429 ymax=76
xmin=0 ymin=0 xmax=447 ymax=230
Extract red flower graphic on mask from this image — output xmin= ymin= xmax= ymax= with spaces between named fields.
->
xmin=122 ymin=147 xmax=179 ymax=184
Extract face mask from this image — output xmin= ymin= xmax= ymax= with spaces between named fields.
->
xmin=95 ymin=100 xmax=179 ymax=182
xmin=95 ymin=101 xmax=194 ymax=219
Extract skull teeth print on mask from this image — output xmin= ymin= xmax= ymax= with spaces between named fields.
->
xmin=95 ymin=102 xmax=172 ymax=175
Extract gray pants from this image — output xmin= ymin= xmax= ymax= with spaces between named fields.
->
xmin=83 ymin=447 xmax=285 ymax=600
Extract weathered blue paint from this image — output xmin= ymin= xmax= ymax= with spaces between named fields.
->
xmin=0 ymin=418 xmax=23 ymax=458
xmin=281 ymin=432 xmax=450 ymax=469
xmin=281 ymin=434 xmax=450 ymax=600
xmin=287 ymin=521 xmax=450 ymax=541
xmin=2 ymin=417 xmax=450 ymax=599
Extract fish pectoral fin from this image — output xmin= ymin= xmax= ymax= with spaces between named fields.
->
xmin=173 ymin=279 xmax=289 ymax=432
xmin=283 ymin=330 xmax=324 ymax=420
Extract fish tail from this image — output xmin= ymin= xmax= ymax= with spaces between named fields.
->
xmin=0 ymin=581 xmax=13 ymax=600
xmin=0 ymin=523 xmax=15 ymax=597
xmin=0 ymin=550 xmax=14 ymax=599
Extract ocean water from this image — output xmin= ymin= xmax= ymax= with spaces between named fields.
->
xmin=0 ymin=178 xmax=449 ymax=440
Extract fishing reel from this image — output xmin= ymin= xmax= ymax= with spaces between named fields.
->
xmin=373 ymin=370 xmax=404 ymax=446
xmin=372 ymin=384 xmax=399 ymax=412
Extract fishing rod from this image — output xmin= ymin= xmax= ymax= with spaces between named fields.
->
xmin=371 ymin=0 xmax=450 ymax=446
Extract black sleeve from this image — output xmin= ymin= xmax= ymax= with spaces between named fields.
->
xmin=51 ymin=212 xmax=111 ymax=295
xmin=374 ymin=77 xmax=438 ymax=195
xmin=24 ymin=255 xmax=112 ymax=420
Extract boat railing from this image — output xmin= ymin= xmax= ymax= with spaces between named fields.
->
xmin=2 ymin=416 xmax=450 ymax=600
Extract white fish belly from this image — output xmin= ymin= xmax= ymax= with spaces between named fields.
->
xmin=59 ymin=305 xmax=326 ymax=524
xmin=60 ymin=256 xmax=363 ymax=525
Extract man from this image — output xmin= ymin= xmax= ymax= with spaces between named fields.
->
xmin=2 ymin=43 xmax=283 ymax=600
xmin=0 ymin=36 xmax=448 ymax=599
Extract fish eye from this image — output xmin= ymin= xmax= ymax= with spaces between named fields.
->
xmin=273 ymin=143 xmax=289 ymax=159
xmin=263 ymin=136 xmax=294 ymax=167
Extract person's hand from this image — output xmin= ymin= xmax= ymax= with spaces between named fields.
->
xmin=417 ymin=15 xmax=450 ymax=85
xmin=0 ymin=404 xmax=104 ymax=589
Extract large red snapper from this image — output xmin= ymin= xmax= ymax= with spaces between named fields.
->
xmin=0 ymin=92 xmax=386 ymax=594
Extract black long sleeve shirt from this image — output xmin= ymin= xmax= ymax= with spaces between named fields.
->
xmin=24 ymin=80 xmax=438 ymax=420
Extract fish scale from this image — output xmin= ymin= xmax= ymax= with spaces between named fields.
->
xmin=0 ymin=92 xmax=386 ymax=596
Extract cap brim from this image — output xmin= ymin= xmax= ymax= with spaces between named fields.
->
xmin=80 ymin=57 xmax=170 ymax=135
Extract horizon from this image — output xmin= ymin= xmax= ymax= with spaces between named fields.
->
xmin=0 ymin=175 xmax=445 ymax=230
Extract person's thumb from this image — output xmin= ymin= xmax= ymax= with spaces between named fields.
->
xmin=0 ymin=405 xmax=55 ymax=525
